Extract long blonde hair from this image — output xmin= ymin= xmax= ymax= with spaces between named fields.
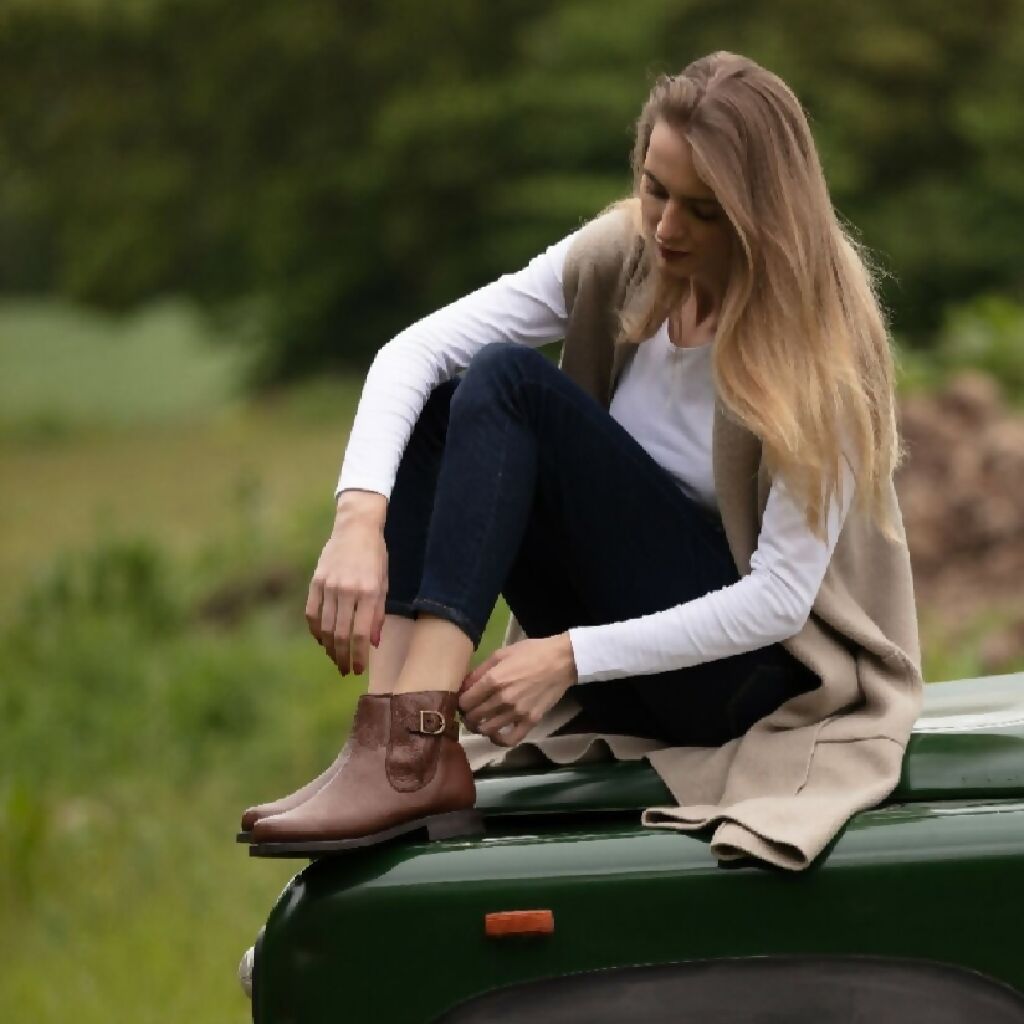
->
xmin=613 ymin=51 xmax=904 ymax=541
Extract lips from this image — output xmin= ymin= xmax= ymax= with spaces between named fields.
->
xmin=658 ymin=243 xmax=689 ymax=260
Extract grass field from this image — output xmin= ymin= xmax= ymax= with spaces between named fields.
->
xmin=0 ymin=298 xmax=515 ymax=1022
xmin=0 ymin=296 xmax=1013 ymax=1023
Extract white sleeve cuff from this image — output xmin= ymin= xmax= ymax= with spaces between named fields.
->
xmin=335 ymin=475 xmax=394 ymax=503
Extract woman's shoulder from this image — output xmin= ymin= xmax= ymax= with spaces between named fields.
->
xmin=562 ymin=197 xmax=642 ymax=292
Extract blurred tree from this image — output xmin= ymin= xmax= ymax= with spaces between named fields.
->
xmin=0 ymin=0 xmax=1021 ymax=379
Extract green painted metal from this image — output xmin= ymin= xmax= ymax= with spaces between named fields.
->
xmin=251 ymin=674 xmax=1024 ymax=1023
xmin=253 ymin=799 xmax=1024 ymax=1023
xmin=473 ymin=725 xmax=1024 ymax=819
xmin=473 ymin=674 xmax=1024 ymax=817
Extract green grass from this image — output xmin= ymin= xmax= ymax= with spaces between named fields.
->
xmin=0 ymin=295 xmax=520 ymax=1022
xmin=0 ymin=362 xmax=367 ymax=624
xmin=0 ymin=780 xmax=296 ymax=1023
xmin=0 ymin=535 xmax=513 ymax=1024
xmin=0 ymin=296 xmax=255 ymax=431
xmin=0 ymin=295 xmax=1019 ymax=1023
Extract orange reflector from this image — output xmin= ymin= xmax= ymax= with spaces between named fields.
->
xmin=485 ymin=909 xmax=555 ymax=937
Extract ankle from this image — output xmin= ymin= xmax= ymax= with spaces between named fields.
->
xmin=391 ymin=676 xmax=461 ymax=695
xmin=366 ymin=613 xmax=416 ymax=693
xmin=389 ymin=614 xmax=473 ymax=695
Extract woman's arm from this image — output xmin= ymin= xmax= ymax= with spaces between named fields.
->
xmin=566 ymin=456 xmax=857 ymax=683
xmin=310 ymin=228 xmax=581 ymax=675
xmin=335 ymin=228 xmax=582 ymax=502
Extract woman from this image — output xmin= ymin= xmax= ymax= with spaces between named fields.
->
xmin=241 ymin=51 xmax=922 ymax=872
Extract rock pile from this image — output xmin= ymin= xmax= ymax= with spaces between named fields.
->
xmin=896 ymin=371 xmax=1024 ymax=672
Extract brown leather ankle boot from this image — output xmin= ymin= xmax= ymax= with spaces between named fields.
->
xmin=248 ymin=690 xmax=482 ymax=857
xmin=235 ymin=694 xmax=391 ymax=842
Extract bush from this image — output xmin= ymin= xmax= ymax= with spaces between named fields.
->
xmin=935 ymin=295 xmax=1024 ymax=403
xmin=896 ymin=295 xmax=1024 ymax=405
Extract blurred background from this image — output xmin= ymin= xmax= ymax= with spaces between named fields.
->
xmin=1 ymin=1 xmax=1022 ymax=1020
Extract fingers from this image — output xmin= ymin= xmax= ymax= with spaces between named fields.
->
xmin=458 ymin=665 xmax=504 ymax=730
xmin=499 ymin=718 xmax=536 ymax=747
xmin=480 ymin=709 xmax=537 ymax=748
xmin=462 ymin=682 xmax=541 ymax=743
xmin=458 ymin=655 xmax=502 ymax=712
xmin=462 ymin=689 xmax=509 ymax=729
xmin=344 ymin=545 xmax=389 ymax=673
xmin=311 ymin=577 xmax=351 ymax=673
xmin=305 ymin=577 xmax=325 ymax=643
xmin=455 ymin=639 xmax=561 ymax=747
xmin=319 ymin=586 xmax=386 ymax=675
xmin=306 ymin=526 xmax=389 ymax=675
xmin=319 ymin=586 xmax=339 ymax=662
xmin=371 ymin=590 xmax=386 ymax=649
xmin=477 ymin=707 xmax=519 ymax=743
xmin=332 ymin=591 xmax=357 ymax=674
xmin=461 ymin=700 xmax=515 ymax=741
xmin=349 ymin=590 xmax=376 ymax=675
xmin=374 ymin=548 xmax=388 ymax=648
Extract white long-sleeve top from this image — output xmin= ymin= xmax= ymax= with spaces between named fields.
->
xmin=336 ymin=228 xmax=856 ymax=683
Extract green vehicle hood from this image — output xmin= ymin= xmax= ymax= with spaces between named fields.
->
xmin=475 ymin=673 xmax=1024 ymax=818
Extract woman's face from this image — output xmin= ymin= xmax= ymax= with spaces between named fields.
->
xmin=639 ymin=119 xmax=733 ymax=290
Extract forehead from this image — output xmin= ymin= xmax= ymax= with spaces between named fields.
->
xmin=644 ymin=120 xmax=717 ymax=201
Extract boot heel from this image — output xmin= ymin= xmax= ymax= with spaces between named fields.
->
xmin=426 ymin=808 xmax=485 ymax=841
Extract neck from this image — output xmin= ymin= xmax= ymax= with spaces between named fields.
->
xmin=667 ymin=275 xmax=723 ymax=349
xmin=685 ymin=276 xmax=722 ymax=328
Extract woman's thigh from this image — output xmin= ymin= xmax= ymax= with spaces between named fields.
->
xmin=489 ymin=342 xmax=818 ymax=746
xmin=492 ymin=341 xmax=740 ymax=629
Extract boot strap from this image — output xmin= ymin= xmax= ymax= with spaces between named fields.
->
xmin=410 ymin=709 xmax=459 ymax=740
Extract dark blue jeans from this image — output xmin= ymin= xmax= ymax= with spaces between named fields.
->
xmin=382 ymin=342 xmax=820 ymax=748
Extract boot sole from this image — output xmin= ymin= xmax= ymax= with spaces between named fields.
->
xmin=247 ymin=808 xmax=485 ymax=858
xmin=237 ymin=830 xmax=253 ymax=844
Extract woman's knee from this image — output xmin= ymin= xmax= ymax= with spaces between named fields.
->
xmin=464 ymin=341 xmax=548 ymax=386
xmin=455 ymin=342 xmax=549 ymax=412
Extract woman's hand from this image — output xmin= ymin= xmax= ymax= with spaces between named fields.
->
xmin=458 ymin=633 xmax=579 ymax=747
xmin=305 ymin=491 xmax=389 ymax=675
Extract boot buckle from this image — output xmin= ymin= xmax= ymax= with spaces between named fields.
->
xmin=418 ymin=710 xmax=446 ymax=736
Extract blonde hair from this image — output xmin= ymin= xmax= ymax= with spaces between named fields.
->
xmin=611 ymin=50 xmax=904 ymax=541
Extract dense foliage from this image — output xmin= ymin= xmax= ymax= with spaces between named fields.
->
xmin=1 ymin=0 xmax=1022 ymax=377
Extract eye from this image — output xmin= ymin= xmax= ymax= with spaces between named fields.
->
xmin=644 ymin=179 xmax=668 ymax=200
xmin=692 ymin=205 xmax=721 ymax=222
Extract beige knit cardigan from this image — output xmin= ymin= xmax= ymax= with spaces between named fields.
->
xmin=459 ymin=203 xmax=924 ymax=872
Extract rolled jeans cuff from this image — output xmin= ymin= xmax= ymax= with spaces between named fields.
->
xmin=409 ymin=596 xmax=485 ymax=648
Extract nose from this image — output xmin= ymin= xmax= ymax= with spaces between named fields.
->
xmin=656 ymin=201 xmax=689 ymax=247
